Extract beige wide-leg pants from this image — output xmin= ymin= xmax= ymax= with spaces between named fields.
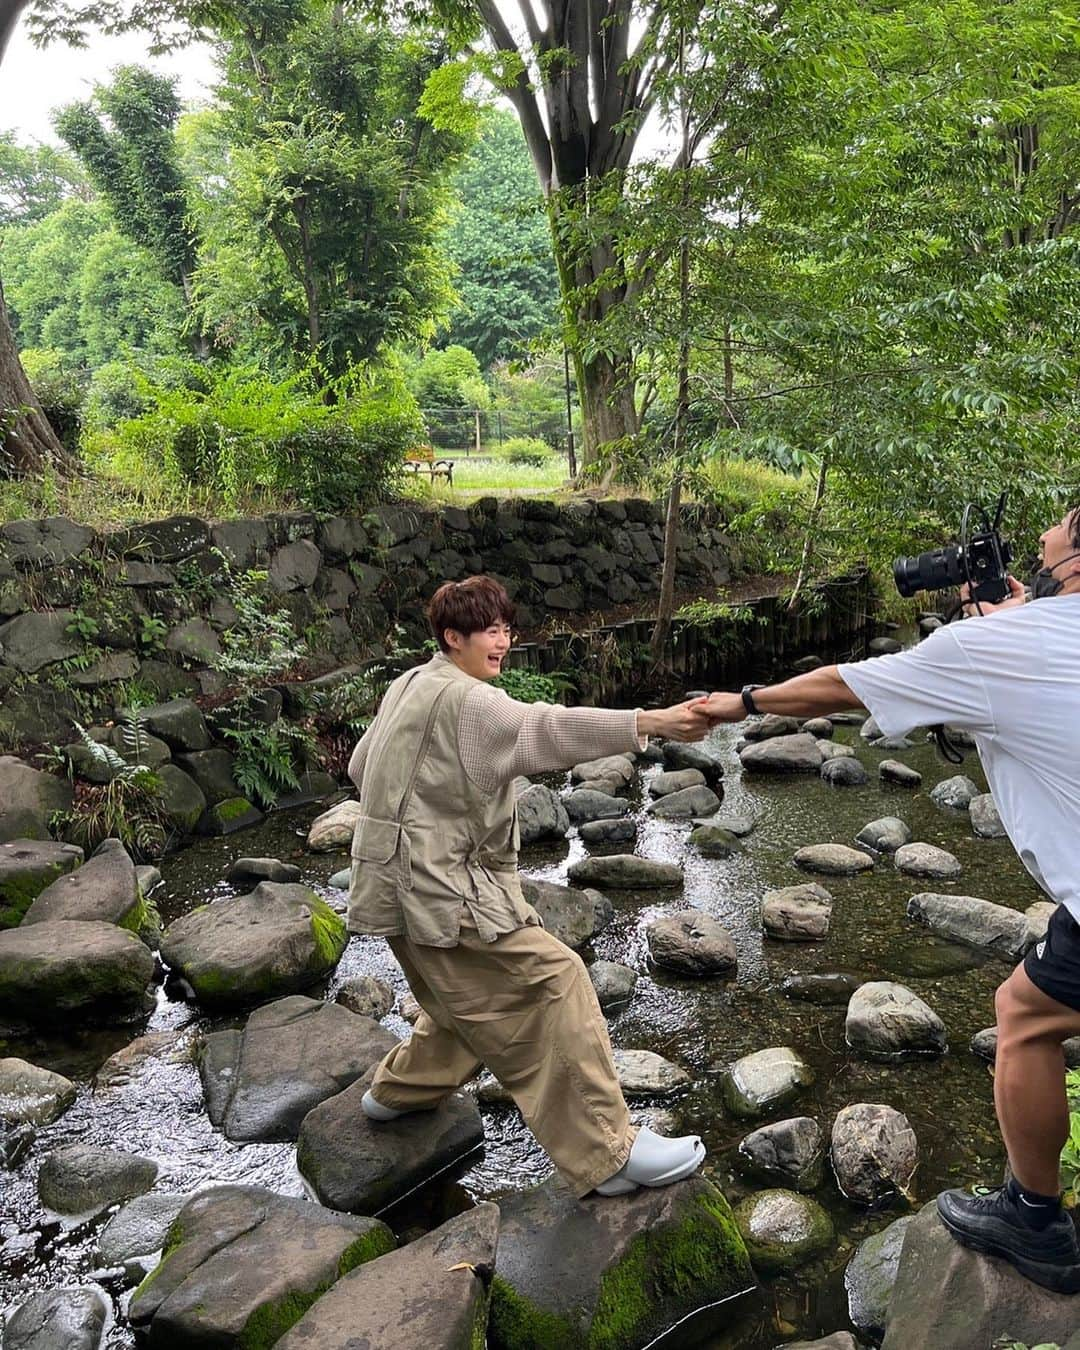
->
xmin=370 ymin=915 xmax=635 ymax=1197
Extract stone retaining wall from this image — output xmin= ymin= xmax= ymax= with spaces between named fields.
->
xmin=0 ymin=497 xmax=735 ymax=750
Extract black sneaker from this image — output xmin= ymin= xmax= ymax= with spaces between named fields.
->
xmin=937 ymin=1185 xmax=1080 ymax=1295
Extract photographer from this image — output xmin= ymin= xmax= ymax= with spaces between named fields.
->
xmin=347 ymin=575 xmax=710 ymax=1199
xmin=696 ymin=506 xmax=1080 ymax=1294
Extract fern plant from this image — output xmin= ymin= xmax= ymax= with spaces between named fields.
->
xmin=220 ymin=718 xmax=317 ymax=809
xmin=54 ymin=717 xmax=170 ymax=859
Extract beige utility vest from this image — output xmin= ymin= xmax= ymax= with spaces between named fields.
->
xmin=347 ymin=655 xmax=539 ymax=947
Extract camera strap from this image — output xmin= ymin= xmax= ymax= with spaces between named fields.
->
xmin=928 ymin=724 xmax=965 ymax=764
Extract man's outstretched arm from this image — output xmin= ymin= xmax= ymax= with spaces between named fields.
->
xmin=696 ymin=665 xmax=865 ymax=723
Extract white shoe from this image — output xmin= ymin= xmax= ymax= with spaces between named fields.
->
xmin=361 ymin=1089 xmax=407 ymax=1122
xmin=593 ymin=1125 xmax=706 ymax=1196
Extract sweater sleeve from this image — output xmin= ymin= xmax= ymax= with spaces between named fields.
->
xmin=458 ymin=685 xmax=645 ymax=792
xmin=347 ymin=722 xmax=375 ymax=793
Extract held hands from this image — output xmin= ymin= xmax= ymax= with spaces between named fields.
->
xmin=690 ymin=692 xmax=746 ymax=725
xmin=959 ymin=575 xmax=1026 ymax=617
xmin=638 ymin=700 xmax=715 ymax=743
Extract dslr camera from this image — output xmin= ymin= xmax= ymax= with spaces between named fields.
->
xmin=893 ymin=494 xmax=1012 ymax=605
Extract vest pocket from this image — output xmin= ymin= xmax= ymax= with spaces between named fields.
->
xmin=350 ymin=816 xmax=403 ymax=864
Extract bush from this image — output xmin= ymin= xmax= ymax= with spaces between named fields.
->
xmin=84 ymin=355 xmax=208 ymax=432
xmin=21 ymin=348 xmax=85 ymax=452
xmin=494 ymin=435 xmax=553 ymax=468
xmin=409 ymin=344 xmax=490 ymax=410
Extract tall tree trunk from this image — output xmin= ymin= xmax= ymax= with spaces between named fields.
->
xmin=787 ymin=452 xmax=829 ymax=611
xmin=0 ymin=275 xmax=74 ymax=478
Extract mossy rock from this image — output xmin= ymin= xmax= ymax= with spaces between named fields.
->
xmin=0 ymin=839 xmax=83 ymax=930
xmin=733 ymin=1189 xmax=834 ymax=1275
xmin=198 ymin=796 xmax=264 ymax=836
xmin=488 ymin=1175 xmax=753 ymax=1349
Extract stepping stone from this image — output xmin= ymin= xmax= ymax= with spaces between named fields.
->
xmin=929 ymin=774 xmax=980 ymax=811
xmin=831 ymin=1103 xmax=917 ymax=1206
xmin=197 ymin=796 xmax=263 ymax=836
xmin=738 ymin=1117 xmax=824 ymax=1191
xmin=819 ymin=742 xmax=857 ymax=761
xmin=855 ymin=817 xmax=912 ymax=854
xmin=894 ymin=842 xmax=961 ymax=879
xmin=0 ymin=1057 xmax=76 ymax=1125
xmin=479 ymin=1048 xmax=688 ymax=1105
xmin=721 ymin=1046 xmax=813 ymax=1118
xmin=744 ymin=714 xmax=802 ymax=741
xmin=734 ymin=1189 xmax=834 ymax=1273
xmin=740 ymin=734 xmax=824 ymax=773
xmin=874 ymin=735 xmax=915 ymax=751
xmin=199 ymin=995 xmax=399 ymax=1142
xmin=970 ymin=1026 xmax=1080 ymax=1068
xmin=297 ymin=1079 xmax=484 ymax=1213
xmin=579 ymin=816 xmax=637 ymax=845
xmin=800 ymin=717 xmax=834 ymax=738
xmin=693 ymin=811 xmax=756 ymax=836
xmin=661 ymin=741 xmax=725 ymax=783
xmin=793 ymin=655 xmax=825 ymax=673
xmin=98 ymin=1192 xmax=188 ymax=1284
xmin=519 ymin=877 xmax=605 ymax=948
xmin=38 ymin=1143 xmax=157 ymax=1216
xmin=336 ymin=975 xmax=394 ymax=1020
xmin=160 ymin=882 xmax=347 ymax=1009
xmin=516 ymin=783 xmax=570 ymax=844
xmin=820 ymin=756 xmax=869 ymax=786
xmin=688 ymin=825 xmax=742 ymax=858
xmin=794 ymin=844 xmax=874 ymax=876
xmin=564 ymin=789 xmax=629 ymax=824
xmin=906 ymin=892 xmax=1034 ymax=960
xmin=648 ymin=768 xmax=706 ymax=797
xmin=0 ymin=838 xmax=82 ymax=929
xmin=128 ymin=1185 xmax=394 ymax=1345
xmin=571 ymin=754 xmax=635 ymax=785
xmin=21 ymin=838 xmax=146 ymax=936
xmin=328 ymin=866 xmax=350 ymax=889
xmin=277 ymin=1205 xmax=500 ymax=1350
xmin=647 ymin=909 xmax=736 ymax=976
xmin=487 ymin=1175 xmax=752 ymax=1349
xmin=845 ymin=1214 xmax=915 ymax=1339
xmin=588 ymin=960 xmax=637 ymax=1011
xmin=845 ymin=982 xmax=946 ymax=1059
xmin=868 ymin=636 xmax=902 ymax=655
xmin=224 ymin=856 xmax=301 ymax=885
xmin=969 ymin=793 xmax=1006 ymax=838
xmin=781 ymin=973 xmax=861 ymax=1005
xmin=307 ymin=799 xmax=363 ymax=851
xmin=762 ymin=883 xmax=833 ymax=941
xmin=568 ymin=855 xmax=683 ymax=889
xmin=879 ymin=760 xmax=921 ymax=787
xmin=0 ymin=920 xmax=155 ymax=1026
xmin=860 ymin=716 xmax=883 ymax=741
xmin=2 ymin=1286 xmax=110 ymax=1350
xmin=94 ymin=1029 xmax=190 ymax=1094
xmin=646 ymin=784 xmax=721 ymax=818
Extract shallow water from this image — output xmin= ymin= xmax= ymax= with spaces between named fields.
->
xmin=1 ymin=654 xmax=1044 ymax=1348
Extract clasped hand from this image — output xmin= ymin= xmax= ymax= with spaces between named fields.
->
xmin=639 ymin=692 xmax=746 ymax=743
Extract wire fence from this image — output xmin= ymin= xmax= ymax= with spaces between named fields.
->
xmin=420 ymin=406 xmax=581 ymax=456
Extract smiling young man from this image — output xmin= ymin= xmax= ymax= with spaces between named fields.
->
xmin=696 ymin=507 xmax=1080 ymax=1294
xmin=347 ymin=575 xmax=713 ymax=1199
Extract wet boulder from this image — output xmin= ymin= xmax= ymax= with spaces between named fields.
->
xmin=880 ymin=1200 xmax=1080 ymax=1349
xmin=97 ymin=1192 xmax=188 ymax=1285
xmin=738 ymin=1117 xmax=824 ymax=1191
xmin=762 ymin=883 xmax=833 ymax=941
xmin=198 ymin=995 xmax=399 ymax=1142
xmin=0 ymin=758 xmax=73 ymax=844
xmin=0 ymin=1057 xmax=76 ymax=1125
xmin=568 ymin=854 xmax=683 ymax=889
xmin=868 ymin=636 xmax=902 ymax=655
xmin=693 ymin=810 xmax=756 ymax=836
xmin=721 ymin=1046 xmax=814 ymax=1119
xmin=173 ymin=749 xmax=240 ymax=806
xmin=647 ymin=784 xmax=722 ymax=818
xmin=297 ymin=1078 xmax=484 ymax=1214
xmin=845 ymin=1213 xmax=915 ymax=1339
xmin=831 ymin=1103 xmax=917 ymax=1206
xmin=22 ymin=838 xmax=144 ymax=934
xmin=1 ymin=1285 xmax=110 ymax=1350
xmin=661 ymin=740 xmax=725 ymax=783
xmin=649 ymin=767 xmax=706 ymax=796
xmin=335 ymin=974 xmax=394 ymax=1020
xmin=579 ymin=816 xmax=637 ymax=845
xmin=306 ymin=799 xmax=363 ymax=850
xmin=969 ymin=793 xmax=1007 ymax=838
xmin=739 ymin=734 xmax=824 ymax=774
xmin=571 ymin=754 xmax=635 ymax=786
xmin=818 ymin=742 xmax=857 ymax=761
xmin=277 ymin=1204 xmax=500 ymax=1350
xmin=159 ymin=883 xmax=348 ymax=1009
xmin=734 ymin=1189 xmax=834 ymax=1274
xmin=688 ymin=824 xmax=743 ymax=858
xmin=894 ymin=842 xmax=961 ymax=880
xmin=820 ymin=756 xmax=869 ymax=787
xmin=515 ymin=783 xmax=570 ymax=844
xmin=906 ymin=891 xmax=1034 ymax=960
xmin=198 ymin=796 xmax=263 ymax=836
xmin=879 ymin=759 xmax=921 ymax=787
xmin=588 ymin=960 xmax=638 ymax=1011
xmin=647 ymin=909 xmax=736 ymax=976
xmin=0 ymin=838 xmax=83 ymax=929
xmin=800 ymin=717 xmax=834 ymax=738
xmin=969 ymin=1025 xmax=1080 ymax=1068
xmin=929 ymin=774 xmax=980 ymax=811
xmin=487 ymin=1175 xmax=752 ymax=1349
xmin=38 ymin=1143 xmax=157 ymax=1216
xmin=794 ymin=844 xmax=874 ymax=876
xmin=855 ymin=817 xmax=912 ymax=854
xmin=519 ymin=876 xmax=603 ymax=948
xmin=845 ymin=981 xmax=946 ymax=1059
xmin=782 ymin=973 xmax=861 ymax=1006
xmin=743 ymin=714 xmax=802 ymax=741
xmin=564 ymin=789 xmax=629 ymax=824
xmin=128 ymin=1184 xmax=394 ymax=1346
xmin=613 ymin=1049 xmax=690 ymax=1096
xmin=0 ymin=920 xmax=155 ymax=1026
xmin=782 ymin=1337 xmax=861 ymax=1350
xmin=224 ymin=856 xmax=301 ymax=886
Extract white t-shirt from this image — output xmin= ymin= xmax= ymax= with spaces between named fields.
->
xmin=838 ymin=595 xmax=1080 ymax=921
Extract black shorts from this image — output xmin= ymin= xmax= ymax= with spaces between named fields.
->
xmin=1023 ymin=903 xmax=1080 ymax=1013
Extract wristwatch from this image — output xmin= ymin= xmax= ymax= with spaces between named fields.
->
xmin=741 ymin=684 xmax=764 ymax=716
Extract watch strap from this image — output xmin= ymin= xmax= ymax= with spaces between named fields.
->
xmin=741 ymin=684 xmax=763 ymax=716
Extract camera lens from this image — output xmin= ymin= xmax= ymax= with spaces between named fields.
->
xmin=892 ymin=545 xmax=965 ymax=596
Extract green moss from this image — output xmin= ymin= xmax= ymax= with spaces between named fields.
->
xmin=488 ymin=1275 xmax=576 ymax=1350
xmin=309 ymin=897 xmax=347 ymax=967
xmin=130 ymin=1214 xmax=187 ymax=1305
xmin=336 ymin=1223 xmax=395 ymax=1276
xmin=240 ymin=1288 xmax=325 ymax=1350
xmin=215 ymin=796 xmax=257 ymax=824
xmin=0 ymin=860 xmax=66 ymax=929
xmin=469 ymin=1282 xmax=494 ymax=1350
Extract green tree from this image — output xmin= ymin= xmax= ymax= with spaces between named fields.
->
xmin=409 ymin=343 xmax=489 ymax=409
xmin=443 ymin=107 xmax=559 ymax=368
xmin=0 ymin=131 xmax=90 ymax=226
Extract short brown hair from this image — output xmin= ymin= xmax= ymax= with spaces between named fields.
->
xmin=428 ymin=576 xmax=516 ymax=652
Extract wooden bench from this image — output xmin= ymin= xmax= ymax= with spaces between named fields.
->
xmin=404 ymin=458 xmax=454 ymax=486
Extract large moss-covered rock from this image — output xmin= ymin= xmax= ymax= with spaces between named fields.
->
xmin=0 ymin=759 xmax=74 ymax=844
xmin=198 ymin=796 xmax=263 ymax=835
xmin=174 ymin=749 xmax=241 ymax=806
xmin=488 ymin=1175 xmax=753 ymax=1350
xmin=276 ymin=1204 xmax=500 ymax=1350
xmin=198 ymin=996 xmax=398 ymax=1141
xmin=160 ymin=883 xmax=347 ymax=1009
xmin=156 ymin=764 xmax=208 ymax=832
xmin=22 ymin=838 xmax=141 ymax=931
xmin=129 ymin=1184 xmax=394 ymax=1348
xmin=0 ymin=920 xmax=155 ymax=1025
xmin=0 ymin=838 xmax=82 ymax=929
